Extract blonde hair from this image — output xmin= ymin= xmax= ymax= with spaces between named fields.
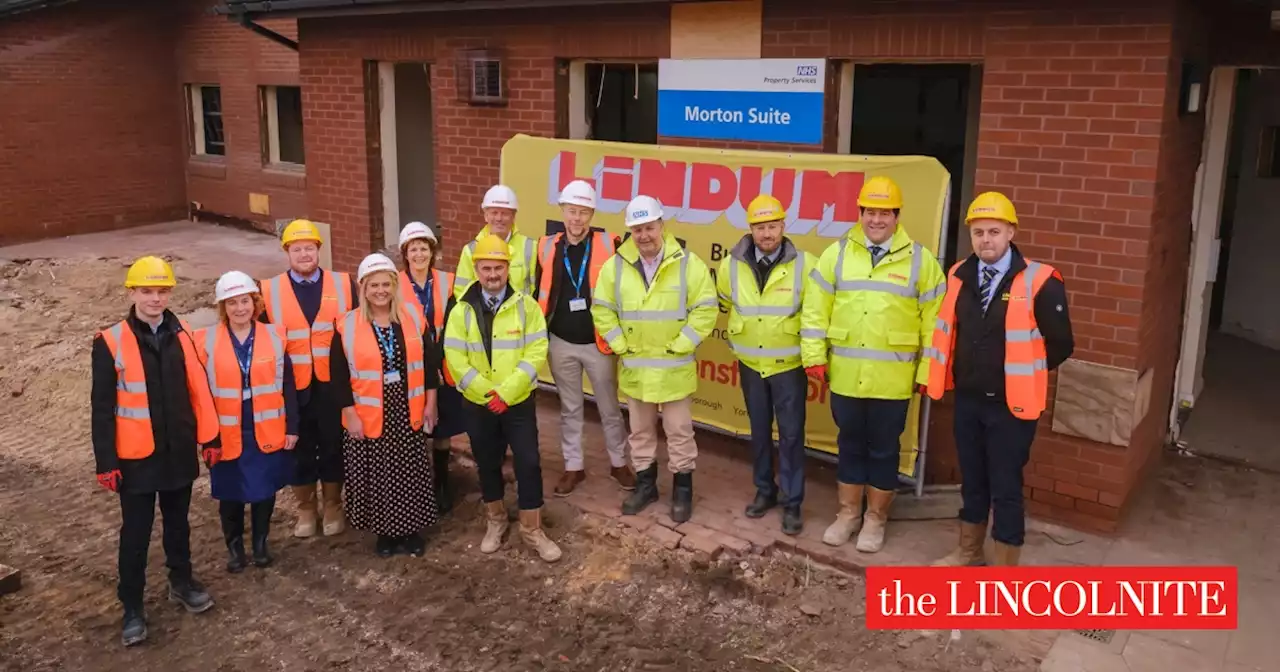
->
xmin=218 ymin=293 xmax=266 ymax=325
xmin=359 ymin=270 xmax=403 ymax=324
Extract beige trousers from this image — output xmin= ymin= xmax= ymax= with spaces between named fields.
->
xmin=627 ymin=396 xmax=697 ymax=473
xmin=547 ymin=334 xmax=628 ymax=471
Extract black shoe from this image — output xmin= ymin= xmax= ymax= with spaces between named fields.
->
xmin=375 ymin=535 xmax=397 ymax=558
xmin=671 ymin=471 xmax=693 ymax=523
xmin=251 ymin=533 xmax=273 ymax=568
xmin=781 ymin=504 xmax=803 ymax=536
xmin=168 ymin=578 xmax=214 ymax=614
xmin=621 ymin=464 xmax=659 ymax=516
xmin=220 ymin=501 xmax=247 ymax=573
xmin=226 ymin=539 xmax=248 ymax=574
xmin=403 ymin=533 xmax=426 ymax=557
xmin=121 ymin=606 xmax=147 ymax=647
xmin=744 ymin=491 xmax=777 ymax=518
xmin=433 ymin=449 xmax=454 ymax=515
xmin=250 ymin=500 xmax=275 ymax=568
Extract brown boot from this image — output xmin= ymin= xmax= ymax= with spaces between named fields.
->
xmin=553 ymin=470 xmax=585 ymax=497
xmin=932 ymin=521 xmax=988 ymax=566
xmin=992 ymin=541 xmax=1022 ymax=566
xmin=480 ymin=500 xmax=509 ymax=554
xmin=610 ymin=465 xmax=637 ymax=491
xmin=518 ymin=508 xmax=563 ymax=563
xmin=320 ymin=482 xmax=345 ymax=536
xmin=291 ymin=484 xmax=319 ymax=538
xmin=855 ymin=487 xmax=896 ymax=553
xmin=821 ymin=483 xmax=865 ymax=546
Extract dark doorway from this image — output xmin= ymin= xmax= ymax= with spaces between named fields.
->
xmin=393 ymin=62 xmax=437 ymax=230
xmin=586 ymin=62 xmax=658 ymax=144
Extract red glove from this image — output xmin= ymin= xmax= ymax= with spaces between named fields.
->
xmin=97 ymin=469 xmax=122 ymax=493
xmin=917 ymin=384 xmax=928 ymax=396
xmin=202 ymin=446 xmax=222 ymax=468
xmin=485 ymin=390 xmax=509 ymax=415
xmin=805 ymin=365 xmax=827 ymax=381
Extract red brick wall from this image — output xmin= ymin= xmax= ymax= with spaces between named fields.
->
xmin=0 ymin=0 xmax=187 ymax=244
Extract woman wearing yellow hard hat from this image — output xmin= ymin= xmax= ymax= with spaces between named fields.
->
xmin=90 ymin=256 xmax=220 ymax=647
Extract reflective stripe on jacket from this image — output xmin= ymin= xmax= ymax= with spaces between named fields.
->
xmin=536 ymin=230 xmax=616 ymax=354
xmin=399 ymin=268 xmax=454 ymax=332
xmin=99 ymin=319 xmax=219 ymax=459
xmin=926 ymin=259 xmax=1060 ymax=420
xmin=261 ymin=270 xmax=352 ymax=389
xmin=453 ymin=226 xmax=537 ymax=299
xmin=194 ymin=323 xmax=287 ymax=460
xmin=716 ymin=236 xmax=816 ymax=378
xmin=336 ymin=306 xmax=427 ymax=440
xmin=442 ymin=287 xmax=549 ymax=406
xmin=590 ymin=231 xmax=717 ymax=404
xmin=801 ymin=223 xmax=947 ymax=400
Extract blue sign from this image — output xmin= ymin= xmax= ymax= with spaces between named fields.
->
xmin=657 ymin=59 xmax=826 ymax=145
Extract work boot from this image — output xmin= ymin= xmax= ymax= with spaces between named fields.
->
xmin=291 ymin=484 xmax=319 ymax=538
xmin=404 ymin=532 xmax=426 ymax=558
xmin=250 ymin=500 xmax=274 ymax=568
xmin=855 ymin=486 xmax=896 ymax=553
xmin=822 ymin=483 xmax=865 ymax=546
xmin=480 ymin=500 xmax=509 ymax=554
xmin=375 ymin=535 xmax=397 ymax=558
xmin=518 ymin=508 xmax=563 ymax=563
xmin=610 ymin=465 xmax=637 ymax=491
xmin=992 ymin=541 xmax=1022 ymax=566
xmin=553 ymin=470 xmax=585 ymax=497
xmin=671 ymin=471 xmax=693 ymax=523
xmin=168 ymin=577 xmax=214 ymax=614
xmin=121 ymin=605 xmax=147 ymax=647
xmin=621 ymin=464 xmax=659 ymax=515
xmin=933 ymin=521 xmax=988 ymax=567
xmin=433 ymin=448 xmax=454 ymax=514
xmin=321 ymin=482 xmax=345 ymax=536
xmin=220 ymin=502 xmax=247 ymax=574
xmin=744 ymin=490 xmax=777 ymax=518
xmin=781 ymin=504 xmax=803 ymax=536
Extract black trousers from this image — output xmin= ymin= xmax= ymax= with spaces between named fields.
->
xmin=218 ymin=498 xmax=276 ymax=542
xmin=118 ymin=485 xmax=193 ymax=608
xmin=954 ymin=392 xmax=1039 ymax=546
xmin=463 ymin=397 xmax=543 ymax=510
xmin=294 ymin=384 xmax=344 ymax=485
xmin=830 ymin=394 xmax=909 ymax=491
xmin=739 ymin=365 xmax=807 ymax=506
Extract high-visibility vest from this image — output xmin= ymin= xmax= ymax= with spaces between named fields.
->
xmin=590 ymin=232 xmax=718 ymax=404
xmin=99 ymin=319 xmax=219 ymax=459
xmin=336 ymin=306 xmax=427 ymax=440
xmin=193 ymin=323 xmax=288 ymax=460
xmin=535 ymin=230 xmax=616 ymax=354
xmin=260 ymin=270 xmax=352 ymax=390
xmin=398 ymin=268 xmax=454 ymax=332
xmin=926 ymin=259 xmax=1060 ymax=420
xmin=442 ymin=290 xmax=549 ymax=407
xmin=453 ymin=227 xmax=537 ymax=299
xmin=716 ymin=237 xmax=817 ymax=378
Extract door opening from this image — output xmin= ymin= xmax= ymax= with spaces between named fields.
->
xmin=378 ymin=62 xmax=438 ymax=250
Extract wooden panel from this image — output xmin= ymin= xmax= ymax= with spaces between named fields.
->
xmin=670 ymin=0 xmax=762 ymax=59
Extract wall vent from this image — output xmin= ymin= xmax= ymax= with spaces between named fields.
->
xmin=457 ymin=48 xmax=507 ymax=106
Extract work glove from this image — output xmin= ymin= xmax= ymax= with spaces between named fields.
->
xmin=916 ymin=384 xmax=928 ymax=396
xmin=202 ymin=446 xmax=222 ymax=468
xmin=485 ymin=390 xmax=509 ymax=415
xmin=97 ymin=469 xmax=122 ymax=493
xmin=805 ymin=365 xmax=827 ymax=381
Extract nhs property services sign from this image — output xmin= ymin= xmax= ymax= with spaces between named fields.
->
xmin=657 ymin=59 xmax=826 ymax=145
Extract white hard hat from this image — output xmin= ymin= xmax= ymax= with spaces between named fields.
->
xmin=481 ymin=185 xmax=519 ymax=210
xmin=558 ymin=179 xmax=597 ymax=209
xmin=625 ymin=195 xmax=664 ymax=228
xmin=357 ymin=253 xmax=398 ymax=283
xmin=215 ymin=271 xmax=259 ymax=303
xmin=399 ymin=221 xmax=437 ymax=248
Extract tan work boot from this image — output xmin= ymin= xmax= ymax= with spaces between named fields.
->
xmin=992 ymin=541 xmax=1022 ymax=566
xmin=480 ymin=500 xmax=509 ymax=554
xmin=320 ymin=482 xmax=345 ymax=536
xmin=610 ymin=465 xmax=637 ymax=491
xmin=553 ymin=470 xmax=585 ymax=497
xmin=932 ymin=521 xmax=988 ymax=566
xmin=518 ymin=508 xmax=563 ymax=563
xmin=821 ymin=483 xmax=865 ymax=546
xmin=291 ymin=484 xmax=319 ymax=538
xmin=855 ymin=486 xmax=896 ymax=553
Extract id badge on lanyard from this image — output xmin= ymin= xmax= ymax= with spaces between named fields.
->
xmin=375 ymin=324 xmax=401 ymax=384
xmin=236 ymin=330 xmax=255 ymax=400
xmin=564 ymin=238 xmax=590 ymax=312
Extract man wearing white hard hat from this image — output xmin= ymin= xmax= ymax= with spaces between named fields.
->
xmin=591 ymin=195 xmax=717 ymax=523
xmin=453 ymin=185 xmax=538 ymax=300
xmin=533 ymin=180 xmax=634 ymax=496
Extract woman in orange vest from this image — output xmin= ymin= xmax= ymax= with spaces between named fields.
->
xmin=396 ymin=221 xmax=462 ymax=513
xmin=332 ymin=253 xmax=440 ymax=557
xmin=195 ymin=271 xmax=300 ymax=574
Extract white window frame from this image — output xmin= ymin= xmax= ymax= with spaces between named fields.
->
xmin=261 ymin=85 xmax=304 ymax=167
xmin=188 ymin=84 xmax=224 ymax=158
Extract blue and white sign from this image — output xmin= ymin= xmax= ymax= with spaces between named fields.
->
xmin=657 ymin=59 xmax=826 ymax=145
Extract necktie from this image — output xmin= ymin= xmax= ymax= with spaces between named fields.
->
xmin=870 ymin=246 xmax=885 ymax=266
xmin=487 ymin=296 xmax=500 ymax=312
xmin=980 ymin=266 xmax=998 ymax=312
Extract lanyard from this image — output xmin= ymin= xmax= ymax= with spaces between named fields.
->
xmin=562 ymin=237 xmax=591 ymax=298
xmin=233 ymin=328 xmax=255 ymax=388
xmin=374 ymin=323 xmax=396 ymax=363
xmin=414 ymin=275 xmax=434 ymax=322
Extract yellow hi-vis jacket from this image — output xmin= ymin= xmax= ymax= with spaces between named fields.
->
xmin=442 ymin=283 xmax=548 ymax=406
xmin=802 ymin=223 xmax=947 ymax=400
xmin=453 ymin=226 xmax=538 ymax=300
xmin=591 ymin=232 xmax=717 ymax=404
xmin=716 ymin=236 xmax=819 ymax=378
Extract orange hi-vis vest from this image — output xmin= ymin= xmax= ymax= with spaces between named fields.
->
xmin=336 ymin=306 xmax=427 ymax=440
xmin=260 ymin=270 xmax=352 ymax=390
xmin=99 ymin=319 xmax=219 ymax=460
xmin=926 ymin=259 xmax=1061 ymax=420
xmin=398 ymin=268 xmax=454 ymax=333
xmin=536 ymin=230 xmax=616 ymax=354
xmin=195 ymin=323 xmax=288 ymax=461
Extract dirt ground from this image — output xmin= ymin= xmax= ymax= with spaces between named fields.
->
xmin=0 ymin=253 xmax=1040 ymax=672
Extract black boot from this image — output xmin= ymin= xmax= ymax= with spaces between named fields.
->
xmin=168 ymin=577 xmax=214 ymax=614
xmin=781 ymin=504 xmax=803 ymax=536
xmin=250 ymin=498 xmax=275 ymax=568
xmin=375 ymin=535 xmax=397 ymax=558
xmin=744 ymin=490 xmax=777 ymax=518
xmin=433 ymin=448 xmax=454 ymax=515
xmin=671 ymin=471 xmax=693 ymax=523
xmin=121 ymin=605 xmax=147 ymax=647
xmin=219 ymin=501 xmax=247 ymax=574
xmin=403 ymin=532 xmax=426 ymax=557
xmin=621 ymin=464 xmax=659 ymax=515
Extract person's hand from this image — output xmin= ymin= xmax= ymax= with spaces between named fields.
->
xmin=202 ymin=446 xmax=222 ymax=468
xmin=346 ymin=416 xmax=366 ymax=440
xmin=805 ymin=365 xmax=827 ymax=381
xmin=424 ymin=403 xmax=438 ymax=433
xmin=97 ymin=469 xmax=122 ymax=493
xmin=284 ymin=434 xmax=299 ymax=451
xmin=485 ymin=390 xmax=508 ymax=415
xmin=916 ymin=384 xmax=928 ymax=396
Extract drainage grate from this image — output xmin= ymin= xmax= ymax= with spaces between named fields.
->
xmin=1075 ymin=629 xmax=1116 ymax=644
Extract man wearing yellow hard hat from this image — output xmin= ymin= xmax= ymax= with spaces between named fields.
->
xmin=925 ymin=192 xmax=1074 ymax=567
xmin=259 ymin=219 xmax=358 ymax=540
xmin=91 ymin=256 xmax=221 ymax=646
xmin=802 ymin=175 xmax=947 ymax=555
xmin=716 ymin=194 xmax=818 ymax=536
xmin=453 ymin=185 xmax=539 ymax=300
xmin=443 ymin=235 xmax=560 ymax=563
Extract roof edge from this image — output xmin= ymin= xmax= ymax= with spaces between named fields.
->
xmin=0 ymin=0 xmax=83 ymax=18
xmin=217 ymin=0 xmax=690 ymax=20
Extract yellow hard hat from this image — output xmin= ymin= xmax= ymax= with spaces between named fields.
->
xmin=857 ymin=176 xmax=904 ymax=210
xmin=472 ymin=234 xmax=510 ymax=263
xmin=280 ymin=219 xmax=324 ymax=249
xmin=746 ymin=194 xmax=786 ymax=225
xmin=965 ymin=192 xmax=1019 ymax=227
xmin=124 ymin=256 xmax=176 ymax=288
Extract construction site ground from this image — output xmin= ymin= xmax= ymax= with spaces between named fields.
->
xmin=0 ymin=221 xmax=1275 ymax=672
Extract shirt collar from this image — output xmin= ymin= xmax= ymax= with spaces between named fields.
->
xmin=864 ymin=235 xmax=890 ymax=251
xmin=982 ymin=247 xmax=1013 ymax=275
xmin=290 ymin=268 xmax=322 ymax=284
xmin=482 ymin=287 xmax=506 ymax=305
xmin=640 ymin=244 xmax=665 ymax=268
xmin=754 ymin=245 xmax=780 ymax=264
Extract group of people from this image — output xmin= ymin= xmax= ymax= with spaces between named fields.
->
xmin=90 ymin=174 xmax=1072 ymax=648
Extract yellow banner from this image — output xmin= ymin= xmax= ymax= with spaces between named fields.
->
xmin=499 ymin=134 xmax=950 ymax=478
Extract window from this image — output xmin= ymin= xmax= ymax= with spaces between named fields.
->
xmin=261 ymin=85 xmax=305 ymax=166
xmin=584 ymin=62 xmax=658 ymax=144
xmin=187 ymin=85 xmax=225 ymax=157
